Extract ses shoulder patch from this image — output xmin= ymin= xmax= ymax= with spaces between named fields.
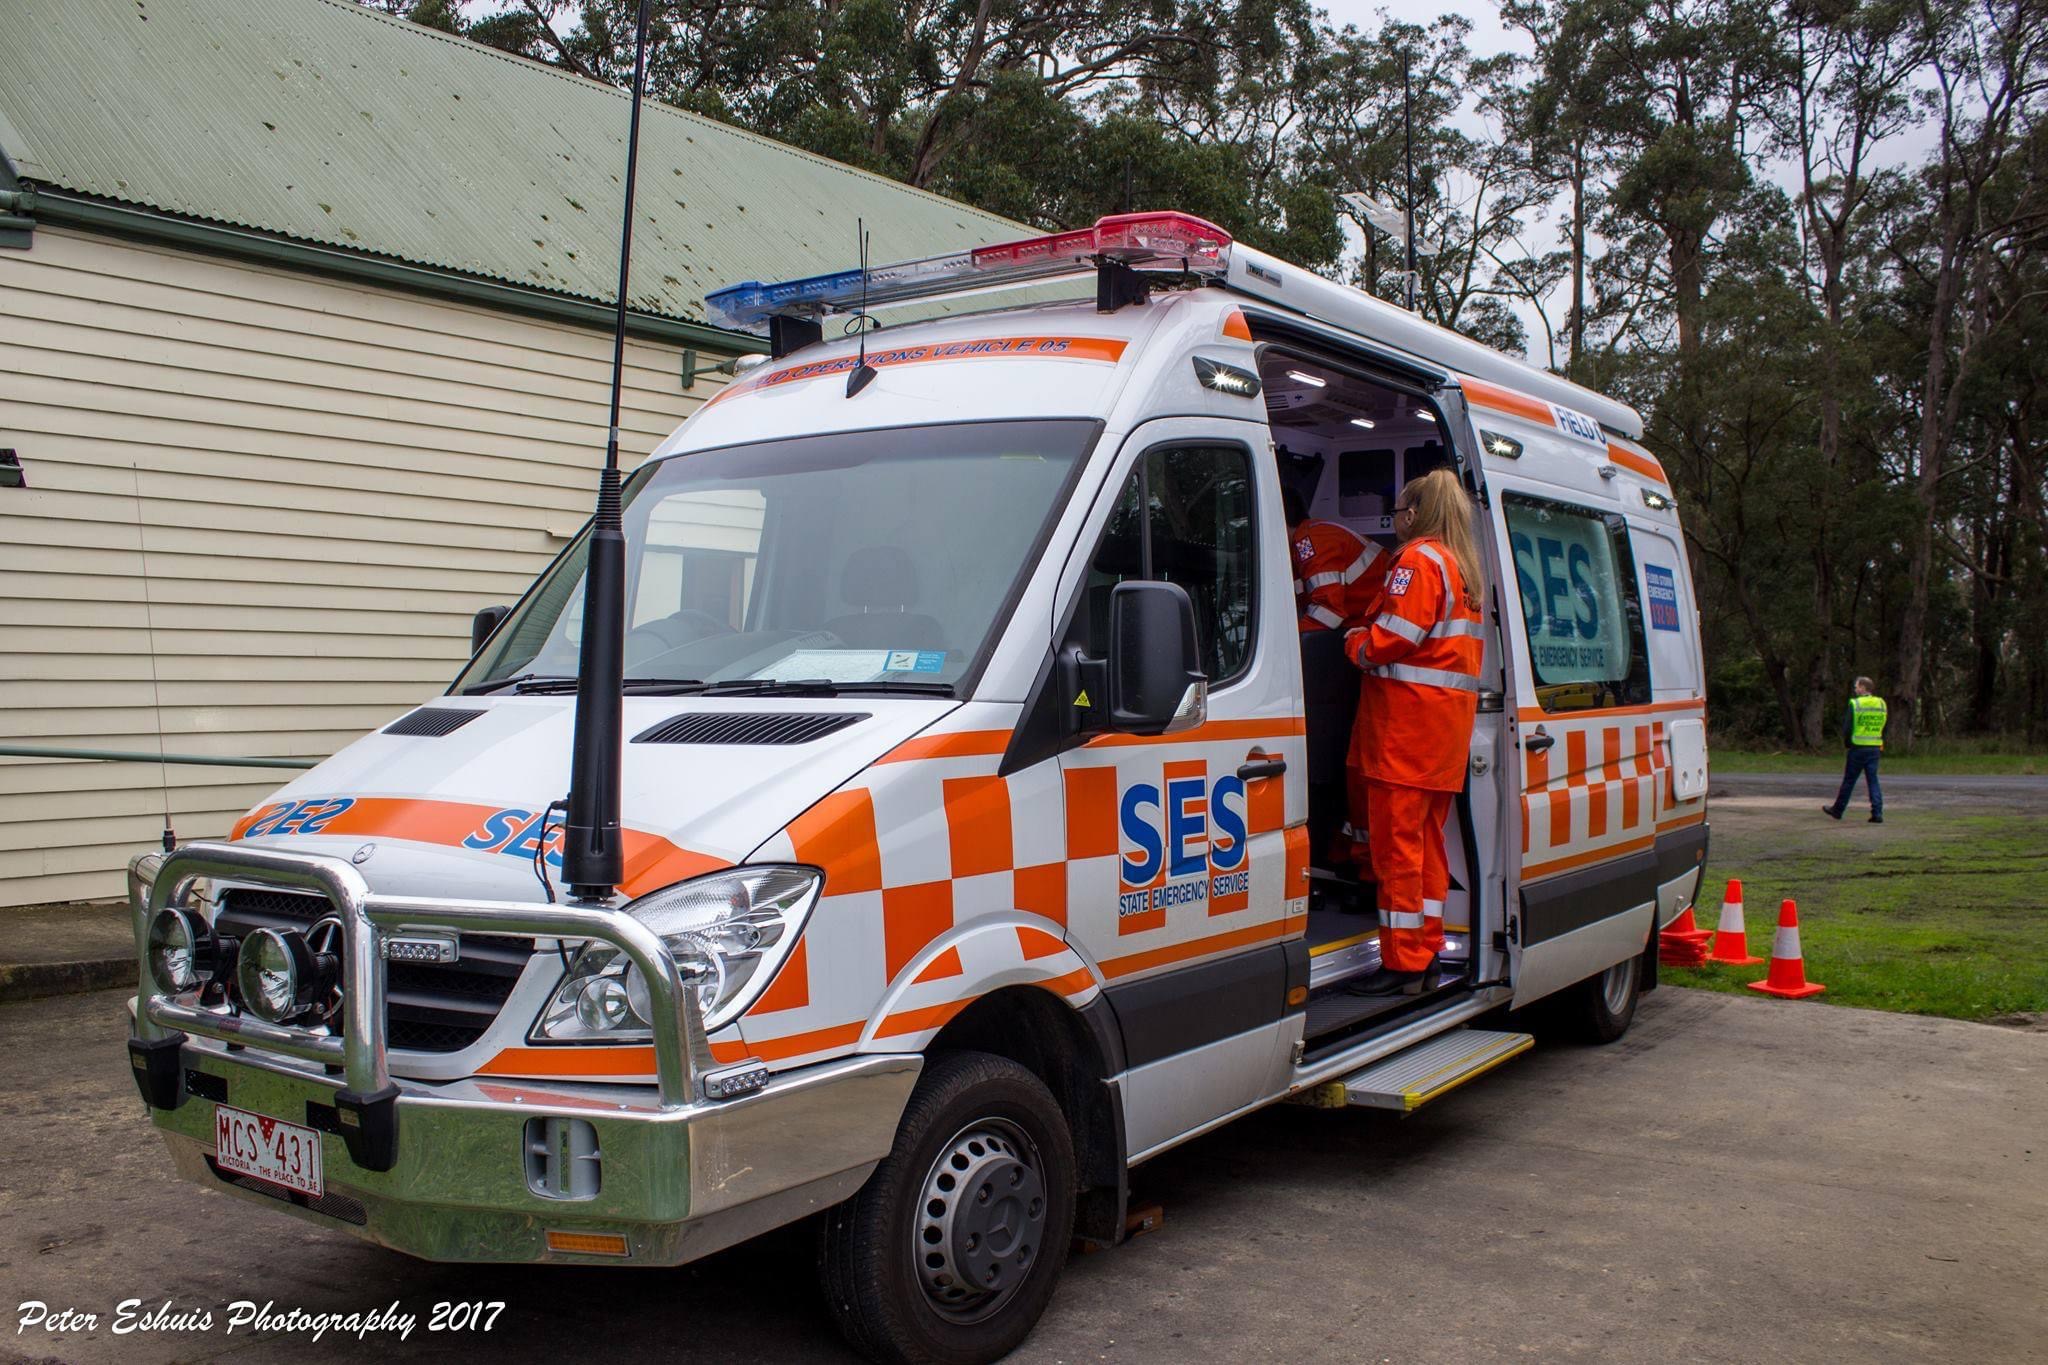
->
xmin=1295 ymin=536 xmax=1315 ymax=562
xmin=1386 ymin=566 xmax=1414 ymax=596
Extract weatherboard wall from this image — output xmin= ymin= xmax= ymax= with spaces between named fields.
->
xmin=0 ymin=227 xmax=719 ymax=906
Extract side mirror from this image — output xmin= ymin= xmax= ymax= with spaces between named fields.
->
xmin=1106 ymin=581 xmax=1207 ymax=734
xmin=471 ymin=604 xmax=512 ymax=656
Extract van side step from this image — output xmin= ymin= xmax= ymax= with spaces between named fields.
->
xmin=1295 ymin=1029 xmax=1533 ymax=1113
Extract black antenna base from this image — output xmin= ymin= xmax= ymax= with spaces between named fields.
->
xmin=846 ymin=364 xmax=878 ymax=397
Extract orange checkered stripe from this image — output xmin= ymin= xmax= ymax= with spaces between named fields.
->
xmin=1518 ymin=701 xmax=1706 ymax=882
xmin=476 ymin=715 xmax=1312 ymax=1083
xmin=717 ymin=717 xmax=1310 ymax=1069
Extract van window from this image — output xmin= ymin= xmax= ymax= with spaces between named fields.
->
xmin=1503 ymin=492 xmax=1651 ymax=712
xmin=1077 ymin=443 xmax=1256 ymax=685
xmin=458 ymin=420 xmax=1097 ymax=694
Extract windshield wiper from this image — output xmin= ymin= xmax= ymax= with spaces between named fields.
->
xmin=695 ymin=678 xmax=955 ymax=698
xmin=460 ymin=672 xmax=570 ymax=695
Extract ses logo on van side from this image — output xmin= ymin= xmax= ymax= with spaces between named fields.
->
xmin=1117 ymin=769 xmax=1250 ymax=930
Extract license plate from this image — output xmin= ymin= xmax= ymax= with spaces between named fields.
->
xmin=214 ymin=1104 xmax=324 ymax=1197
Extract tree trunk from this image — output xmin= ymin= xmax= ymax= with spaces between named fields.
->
xmin=1893 ymin=214 xmax=1966 ymax=751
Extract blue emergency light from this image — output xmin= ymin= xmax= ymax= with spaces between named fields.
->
xmin=705 ymin=212 xmax=1234 ymax=334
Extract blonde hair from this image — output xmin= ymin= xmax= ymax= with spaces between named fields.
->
xmin=1400 ymin=468 xmax=1484 ymax=609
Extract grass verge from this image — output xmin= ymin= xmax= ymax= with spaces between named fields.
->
xmin=1667 ymin=798 xmax=2048 ymax=1021
xmin=1712 ymin=747 xmax=2045 ymax=775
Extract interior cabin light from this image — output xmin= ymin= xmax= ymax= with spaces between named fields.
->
xmin=1350 ymin=418 xmax=1376 ymax=429
xmin=1415 ymin=408 xmax=1436 ymax=421
xmin=1285 ymin=370 xmax=1327 ymax=388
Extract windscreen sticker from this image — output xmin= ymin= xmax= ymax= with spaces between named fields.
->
xmin=756 ymin=648 xmax=897 ymax=683
xmin=885 ymin=650 xmax=947 ymax=673
xmin=705 ymin=335 xmax=1128 ymax=408
xmin=1645 ymin=564 xmax=1681 ymax=631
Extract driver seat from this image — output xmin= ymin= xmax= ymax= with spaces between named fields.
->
xmin=823 ymin=546 xmax=947 ymax=650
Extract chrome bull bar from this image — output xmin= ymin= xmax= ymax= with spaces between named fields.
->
xmin=131 ymin=841 xmax=711 ymax=1110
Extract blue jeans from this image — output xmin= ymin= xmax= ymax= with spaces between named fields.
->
xmin=1832 ymin=746 xmax=1882 ymax=816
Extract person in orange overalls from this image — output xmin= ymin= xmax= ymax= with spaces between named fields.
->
xmin=1284 ymin=487 xmax=1386 ymax=633
xmin=1284 ymin=487 xmax=1390 ymax=869
xmin=1343 ymin=468 xmax=1486 ymax=994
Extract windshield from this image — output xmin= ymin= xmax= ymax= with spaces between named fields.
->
xmin=456 ymin=419 xmax=1099 ymax=696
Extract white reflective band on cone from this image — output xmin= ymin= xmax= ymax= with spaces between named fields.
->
xmin=1718 ymin=902 xmax=1745 ymax=932
xmin=1772 ymin=926 xmax=1802 ymax=960
xmin=1380 ymin=909 xmax=1426 ymax=930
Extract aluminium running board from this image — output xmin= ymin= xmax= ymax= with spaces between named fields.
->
xmin=1293 ymin=1028 xmax=1533 ymax=1113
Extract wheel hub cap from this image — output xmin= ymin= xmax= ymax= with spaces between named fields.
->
xmin=916 ymin=1125 xmax=1046 ymax=1315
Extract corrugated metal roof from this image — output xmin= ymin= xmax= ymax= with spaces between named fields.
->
xmin=0 ymin=0 xmax=1028 ymax=325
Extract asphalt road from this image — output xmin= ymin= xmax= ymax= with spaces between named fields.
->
xmin=4 ymin=986 xmax=2043 ymax=1365
xmin=1715 ymin=770 xmax=2048 ymax=801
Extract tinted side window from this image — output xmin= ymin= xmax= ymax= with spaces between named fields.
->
xmin=1504 ymin=492 xmax=1651 ymax=712
xmin=1078 ymin=443 xmax=1257 ymax=685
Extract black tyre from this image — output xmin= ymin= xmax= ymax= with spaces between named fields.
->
xmin=1547 ymin=948 xmax=1644 ymax=1044
xmin=818 ymin=1051 xmax=1077 ymax=1365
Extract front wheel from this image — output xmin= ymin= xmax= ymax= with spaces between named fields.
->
xmin=818 ymin=1051 xmax=1077 ymax=1365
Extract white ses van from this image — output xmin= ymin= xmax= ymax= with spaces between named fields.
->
xmin=126 ymin=213 xmax=1709 ymax=1364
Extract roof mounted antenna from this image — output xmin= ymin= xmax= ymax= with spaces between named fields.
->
xmin=559 ymin=0 xmax=654 ymax=904
xmin=846 ymin=218 xmax=878 ymax=398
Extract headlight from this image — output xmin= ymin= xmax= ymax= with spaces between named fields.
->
xmin=146 ymin=907 xmax=202 ymax=994
xmin=235 ymin=927 xmax=335 ymax=1024
xmin=535 ymin=866 xmax=820 ymax=1040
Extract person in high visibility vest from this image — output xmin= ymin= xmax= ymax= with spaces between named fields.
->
xmin=1823 ymin=676 xmax=1887 ymax=823
xmin=1284 ymin=487 xmax=1387 ymax=633
xmin=1341 ymin=469 xmax=1486 ymax=994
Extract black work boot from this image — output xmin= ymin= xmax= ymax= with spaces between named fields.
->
xmin=1869 ymin=813 xmax=1884 ymax=823
xmin=1348 ymin=956 xmax=1441 ymax=997
xmin=1821 ymin=805 xmax=1843 ymax=820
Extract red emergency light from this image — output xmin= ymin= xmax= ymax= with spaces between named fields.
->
xmin=705 ymin=211 xmax=1234 ymax=333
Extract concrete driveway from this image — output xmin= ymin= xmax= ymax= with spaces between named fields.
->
xmin=2 ymin=986 xmax=2041 ymax=1364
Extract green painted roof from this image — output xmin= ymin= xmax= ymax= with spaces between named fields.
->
xmin=0 ymin=0 xmax=1027 ymax=326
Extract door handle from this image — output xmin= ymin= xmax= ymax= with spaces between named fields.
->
xmin=1524 ymin=728 xmax=1555 ymax=753
xmin=1238 ymin=751 xmax=1287 ymax=782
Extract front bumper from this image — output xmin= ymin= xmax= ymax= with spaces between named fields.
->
xmin=128 ymin=842 xmax=918 ymax=1265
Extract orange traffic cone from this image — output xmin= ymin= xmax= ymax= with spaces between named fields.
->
xmin=1705 ymin=879 xmax=1764 ymax=966
xmin=1664 ymin=903 xmax=1712 ymax=945
xmin=1747 ymin=899 xmax=1826 ymax=999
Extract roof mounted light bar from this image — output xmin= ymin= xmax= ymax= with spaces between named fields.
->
xmin=705 ymin=211 xmax=1233 ymax=335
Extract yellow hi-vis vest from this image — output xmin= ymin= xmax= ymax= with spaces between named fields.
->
xmin=1850 ymin=694 xmax=1887 ymax=746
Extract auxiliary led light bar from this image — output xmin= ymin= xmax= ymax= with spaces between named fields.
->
xmin=704 ymin=211 xmax=1234 ymax=334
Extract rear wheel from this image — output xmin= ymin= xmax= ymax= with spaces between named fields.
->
xmin=1550 ymin=951 xmax=1643 ymax=1044
xmin=818 ymin=1051 xmax=1076 ymax=1365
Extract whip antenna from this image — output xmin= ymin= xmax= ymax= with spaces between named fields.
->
xmin=560 ymin=0 xmax=654 ymax=902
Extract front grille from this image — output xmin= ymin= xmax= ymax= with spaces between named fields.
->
xmin=214 ymin=889 xmax=531 ymax=1053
